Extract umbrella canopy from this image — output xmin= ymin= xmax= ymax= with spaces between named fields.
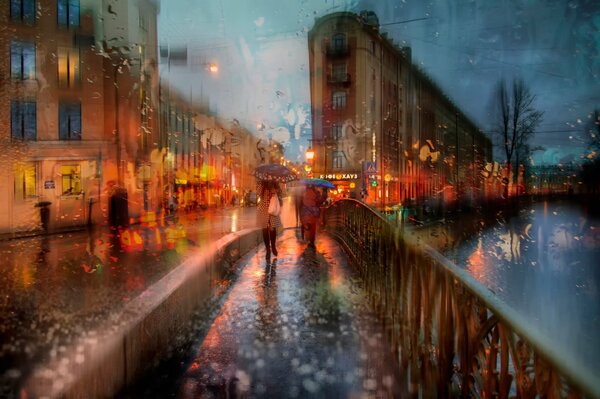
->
xmin=300 ymin=178 xmax=336 ymax=189
xmin=253 ymin=163 xmax=298 ymax=183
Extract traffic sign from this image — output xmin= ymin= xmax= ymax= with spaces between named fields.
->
xmin=364 ymin=161 xmax=377 ymax=175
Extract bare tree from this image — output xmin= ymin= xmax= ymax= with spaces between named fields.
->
xmin=492 ymin=78 xmax=544 ymax=197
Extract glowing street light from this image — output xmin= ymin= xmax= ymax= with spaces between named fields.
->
xmin=208 ymin=63 xmax=219 ymax=73
xmin=305 ymin=147 xmax=315 ymax=161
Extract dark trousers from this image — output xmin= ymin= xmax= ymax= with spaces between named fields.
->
xmin=305 ymin=222 xmax=317 ymax=245
xmin=262 ymin=228 xmax=277 ymax=255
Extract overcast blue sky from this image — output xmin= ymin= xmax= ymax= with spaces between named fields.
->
xmin=158 ymin=0 xmax=600 ymax=164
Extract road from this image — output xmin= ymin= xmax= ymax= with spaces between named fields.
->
xmin=0 ymin=200 xmax=298 ymax=397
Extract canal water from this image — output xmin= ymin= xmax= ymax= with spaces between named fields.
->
xmin=444 ymin=200 xmax=600 ymax=377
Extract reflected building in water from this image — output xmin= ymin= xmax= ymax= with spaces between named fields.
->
xmin=308 ymin=11 xmax=492 ymax=206
xmin=0 ymin=0 xmax=160 ymax=235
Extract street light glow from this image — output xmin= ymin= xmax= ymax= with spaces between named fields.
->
xmin=305 ymin=147 xmax=315 ymax=161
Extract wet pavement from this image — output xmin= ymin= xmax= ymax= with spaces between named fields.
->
xmin=126 ymin=228 xmax=402 ymax=398
xmin=0 ymin=204 xmax=270 ymax=397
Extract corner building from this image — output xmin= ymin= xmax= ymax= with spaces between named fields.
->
xmin=308 ymin=11 xmax=491 ymax=207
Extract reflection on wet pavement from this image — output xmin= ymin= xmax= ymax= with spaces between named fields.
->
xmin=0 ymin=206 xmax=261 ymax=396
xmin=175 ymin=229 xmax=401 ymax=398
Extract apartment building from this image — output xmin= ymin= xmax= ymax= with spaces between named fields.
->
xmin=0 ymin=0 xmax=159 ymax=235
xmin=308 ymin=11 xmax=491 ymax=207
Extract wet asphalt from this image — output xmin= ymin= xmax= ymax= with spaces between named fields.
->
xmin=126 ymin=228 xmax=402 ymax=399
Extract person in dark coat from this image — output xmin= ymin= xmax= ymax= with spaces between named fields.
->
xmin=256 ymin=180 xmax=283 ymax=259
xmin=301 ymin=184 xmax=324 ymax=248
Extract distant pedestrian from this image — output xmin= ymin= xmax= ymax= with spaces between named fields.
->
xmin=256 ymin=180 xmax=283 ymax=259
xmin=293 ymin=186 xmax=303 ymax=227
xmin=301 ymin=184 xmax=324 ymax=249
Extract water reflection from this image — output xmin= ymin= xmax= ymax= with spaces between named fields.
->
xmin=0 ymin=206 xmax=260 ymax=394
xmin=448 ymin=201 xmax=600 ymax=375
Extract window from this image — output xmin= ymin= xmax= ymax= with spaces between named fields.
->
xmin=11 ymin=101 xmax=37 ymax=140
xmin=332 ymin=91 xmax=346 ymax=110
xmin=370 ymin=40 xmax=376 ymax=54
xmin=332 ymin=33 xmax=346 ymax=50
xmin=139 ymin=12 xmax=147 ymax=31
xmin=59 ymin=102 xmax=82 ymax=140
xmin=14 ymin=162 xmax=37 ymax=200
xmin=57 ymin=0 xmax=79 ymax=27
xmin=58 ymin=47 xmax=80 ymax=87
xmin=10 ymin=0 xmax=35 ymax=24
xmin=333 ymin=151 xmax=344 ymax=169
xmin=332 ymin=63 xmax=346 ymax=81
xmin=332 ymin=123 xmax=343 ymax=140
xmin=10 ymin=41 xmax=35 ymax=80
xmin=61 ymin=164 xmax=81 ymax=195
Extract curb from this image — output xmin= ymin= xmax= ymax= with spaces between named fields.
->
xmin=23 ymin=227 xmax=263 ymax=399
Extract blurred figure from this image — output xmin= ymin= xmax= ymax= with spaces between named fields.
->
xmin=293 ymin=186 xmax=303 ymax=227
xmin=256 ymin=180 xmax=283 ymax=259
xmin=301 ymin=184 xmax=324 ymax=249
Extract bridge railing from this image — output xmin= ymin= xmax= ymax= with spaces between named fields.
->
xmin=322 ymin=198 xmax=599 ymax=399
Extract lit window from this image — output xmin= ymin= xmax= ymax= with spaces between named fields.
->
xmin=10 ymin=41 xmax=35 ymax=80
xmin=57 ymin=0 xmax=79 ymax=27
xmin=11 ymin=101 xmax=36 ymax=140
xmin=61 ymin=165 xmax=81 ymax=195
xmin=59 ymin=102 xmax=82 ymax=140
xmin=332 ymin=91 xmax=346 ymax=110
xmin=58 ymin=47 xmax=80 ymax=87
xmin=14 ymin=162 xmax=37 ymax=200
xmin=10 ymin=0 xmax=35 ymax=24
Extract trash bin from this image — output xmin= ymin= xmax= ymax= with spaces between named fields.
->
xmin=35 ymin=201 xmax=52 ymax=231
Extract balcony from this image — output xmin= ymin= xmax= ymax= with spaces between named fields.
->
xmin=327 ymin=73 xmax=351 ymax=86
xmin=326 ymin=44 xmax=350 ymax=57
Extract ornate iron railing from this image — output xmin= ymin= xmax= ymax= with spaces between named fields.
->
xmin=323 ymin=199 xmax=599 ymax=398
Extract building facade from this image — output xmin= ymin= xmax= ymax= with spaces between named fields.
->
xmin=0 ymin=0 xmax=159 ymax=235
xmin=308 ymin=11 xmax=492 ymax=208
xmin=158 ymin=84 xmax=261 ymax=209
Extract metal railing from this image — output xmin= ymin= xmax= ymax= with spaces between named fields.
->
xmin=323 ymin=199 xmax=599 ymax=398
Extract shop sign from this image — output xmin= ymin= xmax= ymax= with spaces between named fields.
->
xmin=44 ymin=180 xmax=55 ymax=189
xmin=319 ymin=173 xmax=358 ymax=180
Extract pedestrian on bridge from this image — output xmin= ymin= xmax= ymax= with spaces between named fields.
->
xmin=257 ymin=180 xmax=283 ymax=259
xmin=301 ymin=184 xmax=324 ymax=249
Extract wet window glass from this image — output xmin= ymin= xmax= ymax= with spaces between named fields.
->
xmin=57 ymin=47 xmax=80 ymax=88
xmin=10 ymin=100 xmax=36 ymax=140
xmin=13 ymin=162 xmax=37 ymax=200
xmin=60 ymin=164 xmax=81 ymax=195
xmin=58 ymin=102 xmax=81 ymax=140
xmin=1 ymin=1 xmax=599 ymax=398
xmin=57 ymin=0 xmax=79 ymax=27
xmin=10 ymin=0 xmax=35 ymax=24
xmin=10 ymin=41 xmax=35 ymax=79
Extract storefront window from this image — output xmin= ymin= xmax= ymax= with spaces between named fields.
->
xmin=14 ymin=162 xmax=37 ymax=200
xmin=61 ymin=164 xmax=81 ymax=195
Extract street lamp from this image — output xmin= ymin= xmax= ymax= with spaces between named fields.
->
xmin=305 ymin=146 xmax=315 ymax=161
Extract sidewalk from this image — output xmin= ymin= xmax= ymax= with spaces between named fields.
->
xmin=124 ymin=228 xmax=404 ymax=398
xmin=0 ymin=206 xmax=263 ymax=397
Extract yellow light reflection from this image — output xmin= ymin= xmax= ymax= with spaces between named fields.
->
xmin=231 ymin=213 xmax=238 ymax=232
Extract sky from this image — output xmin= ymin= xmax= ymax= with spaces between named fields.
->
xmin=157 ymin=0 xmax=600 ymax=165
